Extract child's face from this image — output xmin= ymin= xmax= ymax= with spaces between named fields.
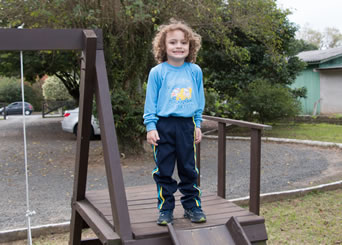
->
xmin=165 ymin=29 xmax=189 ymax=65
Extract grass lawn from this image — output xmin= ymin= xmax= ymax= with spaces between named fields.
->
xmin=262 ymin=188 xmax=342 ymax=244
xmin=263 ymin=123 xmax=342 ymax=143
xmin=225 ymin=122 xmax=342 ymax=143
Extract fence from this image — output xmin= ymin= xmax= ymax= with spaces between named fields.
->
xmin=41 ymin=100 xmax=77 ymax=118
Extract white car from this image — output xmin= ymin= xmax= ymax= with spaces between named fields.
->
xmin=61 ymin=108 xmax=100 ymax=138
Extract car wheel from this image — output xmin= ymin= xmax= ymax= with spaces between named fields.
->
xmin=73 ymin=124 xmax=95 ymax=140
xmin=73 ymin=124 xmax=78 ymax=137
xmin=90 ymin=127 xmax=95 ymax=140
xmin=25 ymin=110 xmax=31 ymax=115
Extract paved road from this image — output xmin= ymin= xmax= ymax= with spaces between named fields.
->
xmin=1 ymin=115 xmax=342 ymax=231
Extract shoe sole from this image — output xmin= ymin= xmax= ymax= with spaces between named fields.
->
xmin=184 ymin=213 xmax=207 ymax=223
xmin=157 ymin=220 xmax=173 ymax=226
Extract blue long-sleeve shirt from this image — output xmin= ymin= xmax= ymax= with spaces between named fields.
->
xmin=143 ymin=62 xmax=205 ymax=132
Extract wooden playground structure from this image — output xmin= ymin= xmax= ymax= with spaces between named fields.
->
xmin=0 ymin=29 xmax=271 ymax=244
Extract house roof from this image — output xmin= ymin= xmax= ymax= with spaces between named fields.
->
xmin=314 ymin=66 xmax=342 ymax=71
xmin=297 ymin=46 xmax=342 ymax=63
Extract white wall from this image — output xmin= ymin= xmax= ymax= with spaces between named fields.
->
xmin=320 ymin=70 xmax=342 ymax=114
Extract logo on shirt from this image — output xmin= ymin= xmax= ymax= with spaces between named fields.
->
xmin=171 ymin=87 xmax=192 ymax=101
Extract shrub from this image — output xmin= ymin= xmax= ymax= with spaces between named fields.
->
xmin=0 ymin=77 xmax=40 ymax=109
xmin=237 ymin=79 xmax=301 ymax=123
xmin=110 ymin=88 xmax=146 ymax=153
xmin=204 ymin=88 xmax=243 ymax=119
xmin=42 ymin=76 xmax=73 ymax=101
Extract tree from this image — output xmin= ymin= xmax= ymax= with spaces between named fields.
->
xmin=0 ymin=0 xmax=227 ymax=151
xmin=323 ymin=27 xmax=342 ymax=49
xmin=288 ymin=39 xmax=318 ymax=56
xmin=0 ymin=76 xmax=41 ymax=109
xmin=0 ymin=0 xmax=84 ymax=101
xmin=298 ymin=25 xmax=324 ymax=49
xmin=199 ymin=0 xmax=306 ymax=122
xmin=42 ymin=76 xmax=73 ymax=101
xmin=0 ymin=50 xmax=81 ymax=101
xmin=237 ymin=79 xmax=301 ymax=123
xmin=0 ymin=0 xmax=307 ymax=149
xmin=298 ymin=25 xmax=342 ymax=49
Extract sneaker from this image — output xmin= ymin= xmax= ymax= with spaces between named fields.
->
xmin=157 ymin=210 xmax=173 ymax=225
xmin=184 ymin=207 xmax=207 ymax=223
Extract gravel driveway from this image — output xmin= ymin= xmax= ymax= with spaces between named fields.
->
xmin=1 ymin=115 xmax=341 ymax=231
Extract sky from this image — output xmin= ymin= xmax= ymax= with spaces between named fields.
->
xmin=276 ymin=0 xmax=342 ymax=33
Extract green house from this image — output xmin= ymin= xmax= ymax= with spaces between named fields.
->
xmin=293 ymin=46 xmax=342 ymax=115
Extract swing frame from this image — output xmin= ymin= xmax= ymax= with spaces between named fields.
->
xmin=0 ymin=29 xmax=270 ymax=245
xmin=0 ymin=28 xmax=131 ymax=243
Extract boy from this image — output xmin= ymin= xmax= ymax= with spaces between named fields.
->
xmin=143 ymin=19 xmax=206 ymax=225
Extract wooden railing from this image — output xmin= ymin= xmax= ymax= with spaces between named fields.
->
xmin=197 ymin=115 xmax=272 ymax=215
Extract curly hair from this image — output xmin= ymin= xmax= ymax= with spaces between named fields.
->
xmin=152 ymin=19 xmax=202 ymax=64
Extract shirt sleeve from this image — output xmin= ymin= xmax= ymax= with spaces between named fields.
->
xmin=143 ymin=67 xmax=159 ymax=132
xmin=193 ymin=65 xmax=205 ymax=128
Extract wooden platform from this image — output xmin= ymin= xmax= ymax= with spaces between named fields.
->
xmin=84 ymin=185 xmax=267 ymax=243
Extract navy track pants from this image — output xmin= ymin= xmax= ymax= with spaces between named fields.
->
xmin=152 ymin=116 xmax=202 ymax=211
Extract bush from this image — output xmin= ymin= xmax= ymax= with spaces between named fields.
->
xmin=237 ymin=79 xmax=301 ymax=123
xmin=0 ymin=77 xmax=41 ymax=109
xmin=110 ymin=89 xmax=146 ymax=154
xmin=204 ymin=88 xmax=243 ymax=119
xmin=42 ymin=76 xmax=73 ymax=101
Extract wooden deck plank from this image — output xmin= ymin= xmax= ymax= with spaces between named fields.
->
xmin=87 ymin=185 xmax=155 ymax=198
xmin=87 ymin=187 xmax=216 ymax=203
xmin=85 ymin=186 xmax=267 ymax=242
xmin=93 ymin=198 xmax=246 ymax=218
xmin=89 ymin=201 xmax=263 ymax=227
xmin=100 ymin=205 xmax=248 ymax=224
xmin=89 ymin=196 xmax=239 ymax=212
xmin=131 ymin=216 xmax=265 ymax=240
xmin=127 ymin=211 xmax=263 ymax=229
xmin=87 ymin=193 xmax=217 ymax=205
xmin=101 ymin=211 xmax=263 ymax=229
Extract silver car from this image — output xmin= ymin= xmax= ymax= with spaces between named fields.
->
xmin=61 ymin=108 xmax=100 ymax=138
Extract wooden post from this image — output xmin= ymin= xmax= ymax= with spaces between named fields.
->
xmin=42 ymin=102 xmax=45 ymax=118
xmin=196 ymin=142 xmax=201 ymax=187
xmin=95 ymin=49 xmax=133 ymax=240
xmin=217 ymin=122 xmax=226 ymax=198
xmin=249 ymin=129 xmax=262 ymax=215
xmin=69 ymin=30 xmax=97 ymax=245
